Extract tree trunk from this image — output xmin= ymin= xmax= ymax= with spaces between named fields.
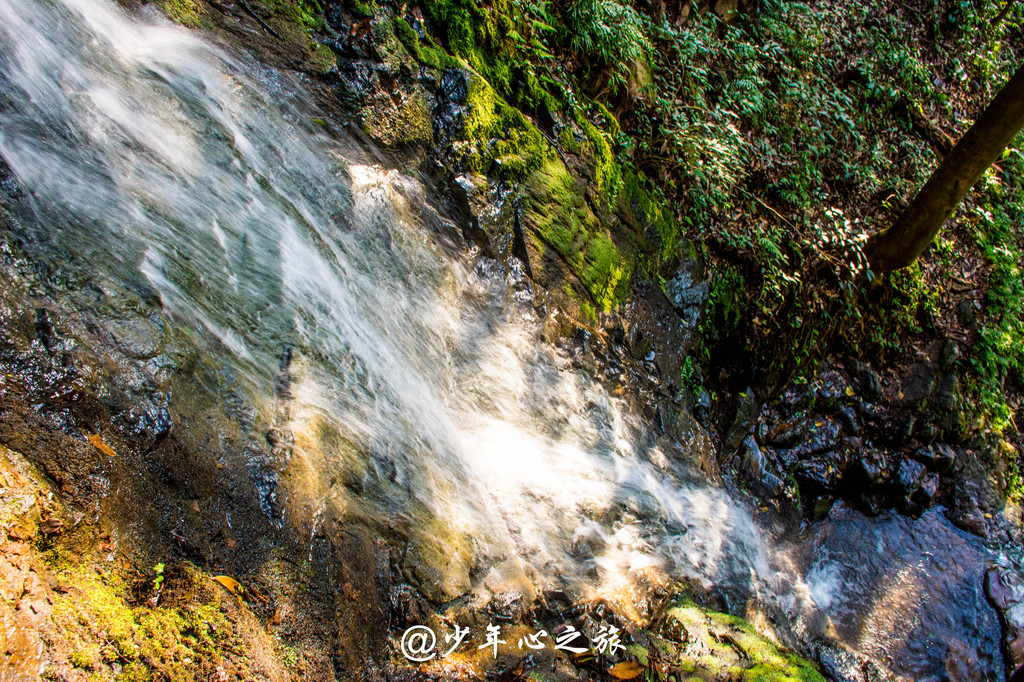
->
xmin=865 ymin=65 xmax=1024 ymax=273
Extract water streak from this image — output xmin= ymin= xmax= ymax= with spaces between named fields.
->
xmin=0 ymin=0 xmax=770 ymax=599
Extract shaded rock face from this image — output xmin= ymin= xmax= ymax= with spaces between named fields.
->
xmin=798 ymin=504 xmax=1003 ymax=681
xmin=725 ymin=345 xmax=1013 ymax=547
xmin=0 ymin=200 xmax=387 ymax=680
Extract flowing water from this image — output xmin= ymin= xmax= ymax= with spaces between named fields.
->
xmin=0 ymin=0 xmax=1004 ymax=677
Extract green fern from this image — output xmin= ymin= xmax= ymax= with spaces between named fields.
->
xmin=567 ymin=0 xmax=651 ymax=93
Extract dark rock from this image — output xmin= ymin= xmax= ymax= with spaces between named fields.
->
xmin=34 ymin=308 xmax=56 ymax=354
xmin=765 ymin=416 xmax=808 ymax=448
xmin=274 ymin=343 xmax=293 ymax=399
xmin=756 ymin=472 xmax=784 ymax=496
xmin=740 ymin=435 xmax=765 ymax=478
xmin=934 ymin=443 xmax=956 ymax=472
xmin=985 ymin=564 xmax=1024 ymax=673
xmin=836 ymin=405 xmax=860 ymax=435
xmin=335 ymin=59 xmax=379 ymax=108
xmin=849 ymin=360 xmax=882 ymax=401
xmin=779 ymin=380 xmax=815 ymax=408
xmin=896 ymin=458 xmax=926 ymax=495
xmin=694 ymin=388 xmax=711 ymax=423
xmin=915 ymin=472 xmax=939 ymax=506
xmin=814 ymin=368 xmax=849 ymax=400
xmin=858 ymin=454 xmax=884 ymax=485
xmin=939 ymin=339 xmax=960 ymax=370
xmin=902 ymin=360 xmax=937 ymax=402
xmin=725 ymin=387 xmax=758 ymax=452
xmin=434 ymin=101 xmax=466 ymax=146
xmin=913 ymin=443 xmax=957 ymax=473
xmin=916 ymin=419 xmax=940 ymax=443
xmin=330 ymin=525 xmax=391 ymax=681
xmin=622 ymin=278 xmax=694 ymax=391
xmin=795 ymin=450 xmax=842 ymax=494
xmin=932 ymin=373 xmax=958 ymax=411
xmin=663 ymin=249 xmax=708 ymax=327
xmin=439 ymin=68 xmax=468 ymax=103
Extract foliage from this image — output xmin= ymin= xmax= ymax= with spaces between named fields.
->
xmin=566 ymin=0 xmax=651 ymax=94
xmin=967 ymin=145 xmax=1024 ymax=434
xmin=364 ymin=0 xmax=1024 ymax=433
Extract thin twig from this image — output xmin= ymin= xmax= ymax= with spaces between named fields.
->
xmin=237 ymin=0 xmax=280 ymax=38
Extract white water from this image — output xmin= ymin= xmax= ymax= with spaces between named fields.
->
xmin=0 ymin=0 xmax=775 ymax=608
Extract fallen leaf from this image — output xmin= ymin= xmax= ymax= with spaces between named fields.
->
xmin=38 ymin=517 xmax=63 ymax=534
xmin=87 ymin=434 xmax=116 ymax=458
xmin=609 ymin=661 xmax=644 ymax=679
xmin=213 ymin=575 xmax=245 ymax=603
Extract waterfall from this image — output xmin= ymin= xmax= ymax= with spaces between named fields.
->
xmin=0 ymin=0 xmax=770 ymax=600
xmin=0 ymin=0 xmax=1004 ymax=678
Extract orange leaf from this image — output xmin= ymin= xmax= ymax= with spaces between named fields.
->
xmin=87 ymin=434 xmax=116 ymax=458
xmin=213 ymin=575 xmax=245 ymax=602
xmin=608 ymin=661 xmax=644 ymax=679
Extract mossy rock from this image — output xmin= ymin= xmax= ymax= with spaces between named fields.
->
xmin=656 ymin=600 xmax=826 ymax=681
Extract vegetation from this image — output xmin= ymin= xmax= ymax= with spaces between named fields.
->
xmin=373 ymin=0 xmax=1023 ymax=452
xmin=867 ymin=64 xmax=1024 ymax=272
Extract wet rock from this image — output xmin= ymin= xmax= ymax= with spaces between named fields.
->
xmin=335 ymin=59 xmax=379 ymax=108
xmin=795 ymin=450 xmax=842 ymax=495
xmin=803 ymin=504 xmax=1003 ymax=679
xmin=813 ymin=368 xmax=850 ymax=400
xmin=986 ymin=563 xmax=1024 ymax=673
xmin=836 ymin=405 xmax=860 ymax=435
xmin=849 ymin=360 xmax=882 ymax=401
xmin=402 ymin=528 xmax=473 ymax=604
xmin=901 ymin=360 xmax=937 ymax=402
xmin=724 ymin=387 xmax=758 ymax=452
xmin=330 ymin=525 xmax=391 ymax=681
xmin=896 ymin=458 xmax=926 ymax=496
xmin=766 ymin=416 xmax=808 ymax=448
xmin=663 ymin=249 xmax=708 ymax=328
xmin=33 ymin=308 xmax=57 ymax=355
xmin=858 ymin=451 xmax=885 ymax=485
xmin=740 ymin=435 xmax=764 ymax=478
xmin=439 ymin=68 xmax=468 ymax=103
xmin=274 ymin=343 xmax=293 ymax=400
xmin=0 ymin=607 xmax=42 ymax=681
xmin=694 ymin=387 xmax=711 ymax=424
xmin=622 ymin=278 xmax=694 ymax=390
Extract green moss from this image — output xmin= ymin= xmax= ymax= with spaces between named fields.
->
xmin=45 ymin=557 xmax=250 ymax=681
xmin=69 ymin=646 xmax=100 ymax=670
xmin=362 ymin=88 xmax=433 ymax=146
xmin=117 ymin=662 xmax=151 ymax=682
xmin=462 ymin=76 xmax=551 ymax=178
xmin=522 ymin=157 xmax=631 ymax=309
xmin=620 ymin=170 xmax=677 ymax=263
xmin=659 ymin=600 xmax=825 ymax=681
xmin=344 ymin=0 xmax=376 ymax=19
xmin=156 ymin=0 xmax=203 ymax=26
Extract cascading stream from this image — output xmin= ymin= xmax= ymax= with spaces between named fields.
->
xmin=0 ymin=0 xmax=1004 ymax=677
xmin=0 ymin=0 xmax=770 ymax=599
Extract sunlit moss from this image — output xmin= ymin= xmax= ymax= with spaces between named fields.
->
xmin=156 ymin=0 xmax=203 ymax=26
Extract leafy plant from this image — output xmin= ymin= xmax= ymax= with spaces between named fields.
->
xmin=567 ymin=0 xmax=651 ymax=94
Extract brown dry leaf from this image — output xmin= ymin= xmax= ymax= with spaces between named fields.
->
xmin=38 ymin=517 xmax=63 ymax=534
xmin=608 ymin=661 xmax=644 ymax=680
xmin=87 ymin=434 xmax=116 ymax=458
